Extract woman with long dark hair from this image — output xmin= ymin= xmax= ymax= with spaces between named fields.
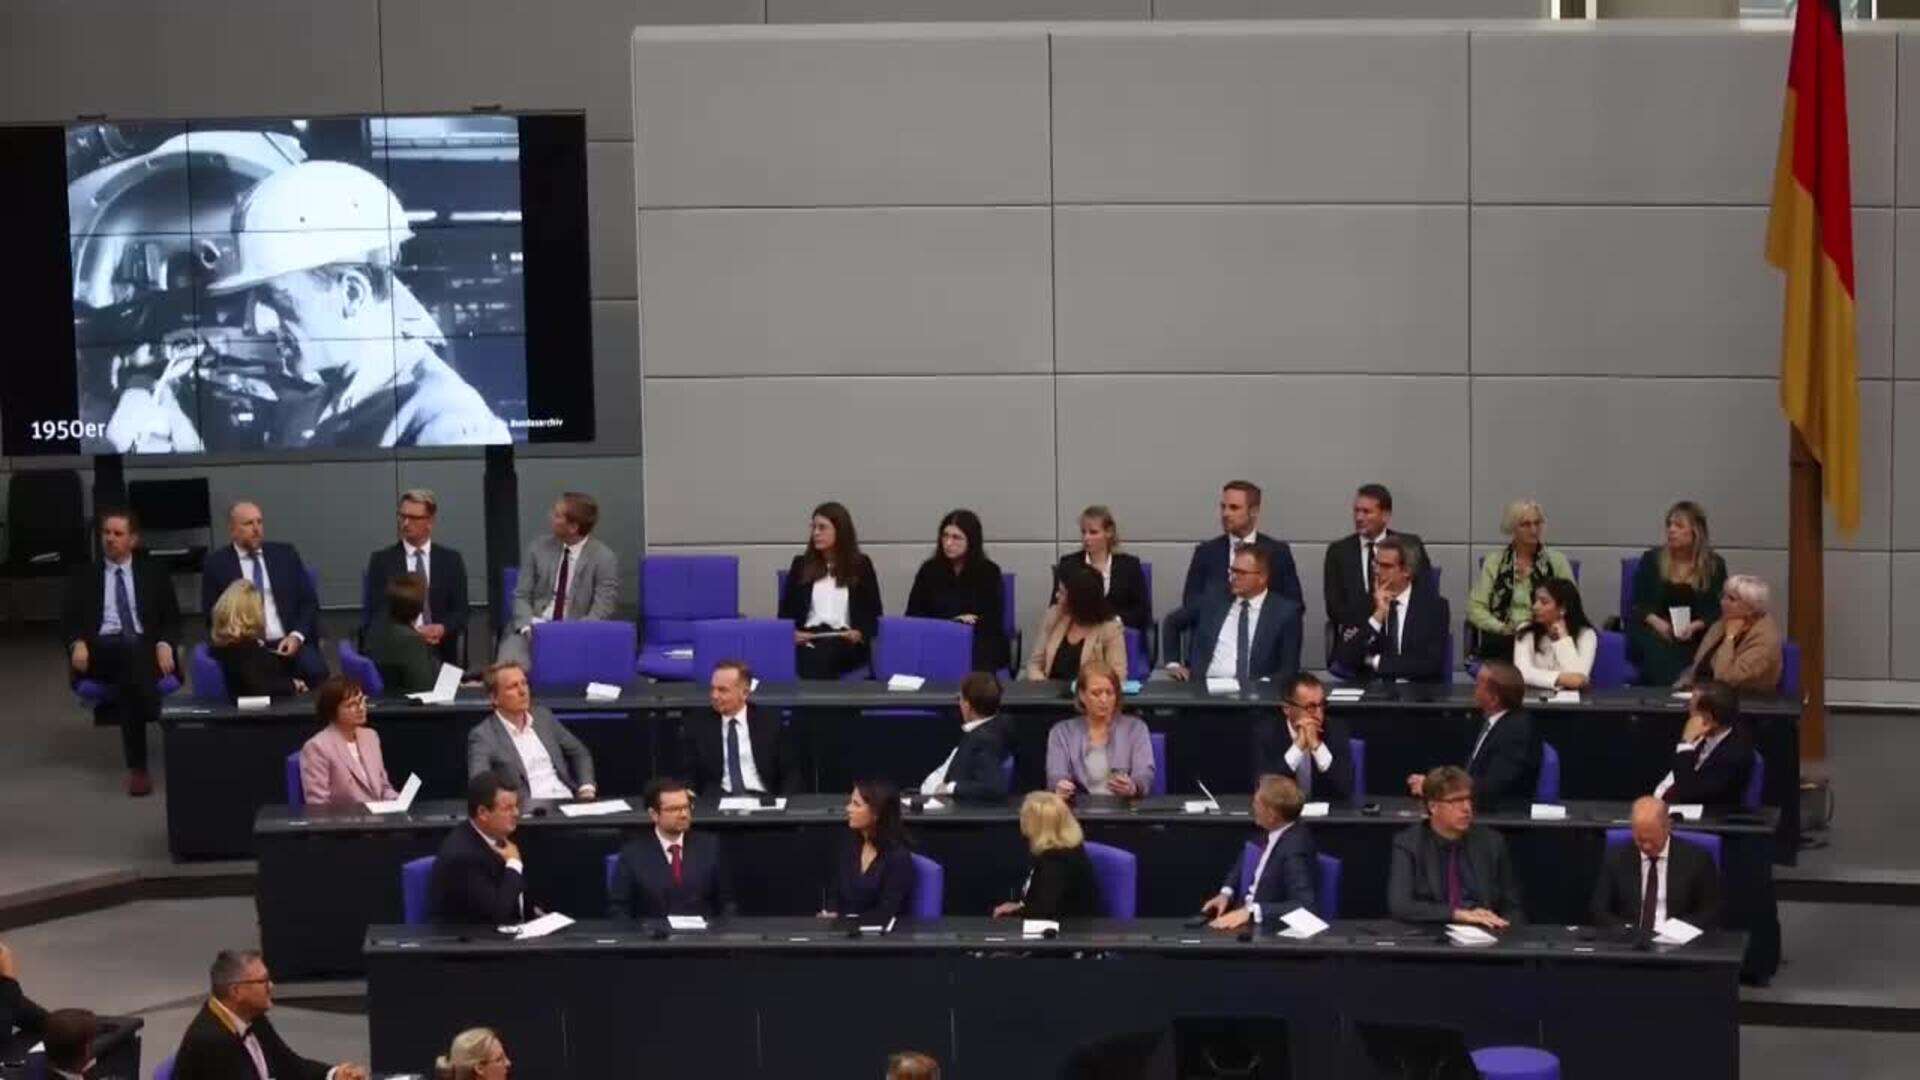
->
xmin=905 ymin=509 xmax=1008 ymax=672
xmin=779 ymin=501 xmax=882 ymax=679
xmin=1514 ymin=577 xmax=1598 ymax=691
xmin=1023 ymin=563 xmax=1127 ymax=683
xmin=820 ymin=778 xmax=915 ymax=922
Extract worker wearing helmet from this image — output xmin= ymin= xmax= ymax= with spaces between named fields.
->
xmin=104 ymin=161 xmax=512 ymax=450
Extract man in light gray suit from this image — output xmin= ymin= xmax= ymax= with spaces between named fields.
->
xmin=466 ymin=660 xmax=598 ymax=802
xmin=496 ymin=491 xmax=620 ymax=668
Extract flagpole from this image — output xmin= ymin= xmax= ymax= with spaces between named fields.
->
xmin=1788 ymin=427 xmax=1826 ymax=763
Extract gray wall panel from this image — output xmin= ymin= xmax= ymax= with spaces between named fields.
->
xmin=639 ymin=208 xmax=1052 ymax=376
xmin=1055 ymin=206 xmax=1468 ymax=374
xmin=1050 ymin=26 xmax=1468 ymax=203
xmin=1054 ymin=376 xmax=1472 ymax=545
xmin=633 ymin=30 xmax=1050 ymax=207
xmin=0 ymin=0 xmax=382 ymax=123
xmin=1472 ymin=207 xmax=1893 ymax=380
xmin=587 ymin=300 xmax=644 ymax=453
xmin=769 ymin=0 xmax=1147 ymax=18
xmin=1823 ymin=550 xmax=1891 ymax=680
xmin=644 ymin=377 xmax=1056 ymax=546
xmin=1897 ymin=210 xmax=1920 ymax=378
xmin=1159 ymin=0 xmax=1542 ymax=13
xmin=1900 ymin=31 xmax=1920 ymax=208
xmin=588 ymin=143 xmax=638 ymax=301
xmin=1472 ymin=26 xmax=1896 ymax=207
xmin=1893 ymin=382 xmax=1920 ymax=550
xmin=1894 ymin=554 xmax=1920 ymax=679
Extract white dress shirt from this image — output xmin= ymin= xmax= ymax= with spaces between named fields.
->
xmin=1366 ymin=581 xmax=1414 ymax=669
xmin=1515 ymin=627 xmax=1599 ymax=689
xmin=535 ymin=538 xmax=588 ymax=622
xmin=657 ymin=827 xmax=687 ymax=863
xmin=471 ymin=820 xmax=525 ymax=923
xmin=1468 ymin=708 xmax=1508 ymax=767
xmin=1205 ymin=590 xmax=1267 ymax=680
xmin=235 ymin=544 xmax=290 ymax=642
xmin=719 ymin=708 xmax=767 ymax=794
xmin=806 ymin=575 xmax=852 ymax=630
xmin=208 ymin=995 xmax=348 ymax=1080
xmin=98 ymin=555 xmax=141 ymax=636
xmin=1654 ymin=726 xmax=1733 ymax=799
xmin=1358 ymin=529 xmax=1386 ymax=595
xmin=1639 ymin=837 xmax=1673 ymax=925
xmin=922 ymin=715 xmax=994 ymax=794
xmin=404 ymin=540 xmax=432 ymax=626
xmin=499 ymin=712 xmax=572 ymax=799
xmin=1082 ymin=553 xmax=1113 ymax=596
xmin=1281 ymin=719 xmax=1335 ymax=776
xmin=1221 ymin=821 xmax=1297 ymax=924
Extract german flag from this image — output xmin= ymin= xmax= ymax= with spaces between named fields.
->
xmin=1766 ymin=0 xmax=1860 ymax=533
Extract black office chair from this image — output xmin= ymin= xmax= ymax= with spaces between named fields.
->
xmin=128 ymin=476 xmax=212 ymax=572
xmin=1 ymin=469 xmax=89 ymax=626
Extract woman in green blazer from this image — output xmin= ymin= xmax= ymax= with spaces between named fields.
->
xmin=1467 ymin=498 xmax=1576 ymax=662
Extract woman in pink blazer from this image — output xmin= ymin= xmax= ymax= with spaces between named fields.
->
xmin=299 ymin=675 xmax=399 ymax=806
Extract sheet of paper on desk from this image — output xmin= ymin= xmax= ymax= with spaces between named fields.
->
xmin=366 ymin=773 xmax=423 ymax=814
xmin=507 ymin=912 xmax=574 ymax=939
xmin=922 ymin=797 xmax=947 ymax=811
xmin=668 ymin=915 xmax=709 ymax=931
xmin=236 ymin=695 xmax=272 ymax=709
xmin=1529 ymin=803 xmax=1567 ymax=820
xmin=718 ymin=797 xmax=787 ymax=812
xmin=1183 ymin=800 xmax=1217 ymax=814
xmin=1654 ymin=918 xmax=1704 ymax=945
xmin=1204 ymin=677 xmax=1240 ymax=694
xmin=1551 ymin=689 xmax=1581 ymax=704
xmin=1278 ymin=906 xmax=1329 ymax=939
xmin=1022 ymin=919 xmax=1060 ymax=938
xmin=886 ymin=674 xmax=926 ymax=691
xmin=558 ymin=799 xmax=631 ymax=818
xmin=406 ymin=664 xmax=464 ymax=704
xmin=584 ymin=681 xmax=622 ymax=701
xmin=1300 ymin=802 xmax=1330 ymax=818
xmin=1669 ymin=804 xmax=1704 ymax=821
xmin=1445 ymin=924 xmax=1498 ymax=946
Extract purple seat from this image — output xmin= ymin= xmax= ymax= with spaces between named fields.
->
xmin=1149 ymin=731 xmax=1167 ymax=796
xmin=1122 ymin=627 xmax=1149 ymax=682
xmin=872 ymin=616 xmax=973 ymax=682
xmin=503 ymin=566 xmax=518 ymax=609
xmin=1779 ymin=640 xmax=1802 ymax=700
xmin=1001 ymin=572 xmax=1021 ymax=674
xmin=1235 ymin=842 xmax=1343 ymax=920
xmin=1745 ymin=752 xmax=1766 ymax=811
xmin=401 ymin=855 xmax=435 ymax=925
xmin=1618 ymin=556 xmax=1640 ymax=632
xmin=638 ymin=555 xmax=740 ymax=681
xmin=1605 ymin=828 xmax=1723 ymax=870
xmin=1000 ymin=755 xmax=1015 ymax=791
xmin=1590 ymin=629 xmax=1630 ymax=690
xmin=337 ymin=639 xmax=384 ymax=696
xmin=776 ymin=570 xmax=870 ymax=680
xmin=1348 ymin=736 xmax=1367 ymax=801
xmin=529 ymin=620 xmax=637 ymax=692
xmin=1140 ymin=560 xmax=1159 ymax=665
xmin=692 ymin=618 xmax=798 ymax=683
xmin=189 ymin=642 xmax=229 ymax=703
xmin=154 ymin=1057 xmax=175 ymax=1080
xmin=1535 ymin=743 xmax=1561 ymax=804
xmin=1470 ymin=1046 xmax=1561 ymax=1080
xmin=908 ymin=853 xmax=944 ymax=919
xmin=1084 ymin=841 xmax=1138 ymax=919
xmin=284 ymin=751 xmax=304 ymax=810
xmin=604 ymin=852 xmax=621 ymax=903
xmin=74 ymin=670 xmax=181 ymax=707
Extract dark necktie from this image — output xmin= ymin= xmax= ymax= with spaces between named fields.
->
xmin=1293 ymin=729 xmax=1313 ymax=799
xmin=1469 ymin=718 xmax=1492 ymax=768
xmin=669 ymin=843 xmax=684 ymax=887
xmin=1235 ymin=599 xmax=1252 ymax=682
xmin=413 ymin=549 xmax=430 ymax=622
xmin=1384 ymin=598 xmax=1401 ymax=659
xmin=113 ymin=567 xmax=137 ymax=636
xmin=1639 ymin=855 xmax=1661 ymax=931
xmin=553 ymin=547 xmax=572 ymax=621
xmin=1445 ymin=845 xmax=1462 ymax=912
xmin=725 ymin=718 xmax=747 ymax=794
xmin=1363 ymin=539 xmax=1375 ymax=594
xmin=249 ymin=552 xmax=265 ymax=593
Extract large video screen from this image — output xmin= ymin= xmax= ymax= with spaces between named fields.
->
xmin=0 ymin=112 xmax=593 ymax=455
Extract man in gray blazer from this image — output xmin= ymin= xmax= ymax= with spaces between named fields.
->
xmin=466 ymin=660 xmax=598 ymax=802
xmin=496 ymin=491 xmax=620 ymax=667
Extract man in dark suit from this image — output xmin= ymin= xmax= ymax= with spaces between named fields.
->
xmin=173 ymin=949 xmax=364 ymax=1080
xmin=682 ymin=659 xmax=800 ymax=797
xmin=608 ymin=777 xmax=738 ymax=920
xmin=1323 ymin=483 xmax=1427 ymax=661
xmin=430 ymin=770 xmax=530 ymax=925
xmin=1655 ymin=681 xmax=1756 ymax=808
xmin=1591 ymin=796 xmax=1722 ymax=932
xmin=200 ymin=501 xmax=326 ymax=685
xmin=920 ymin=672 xmax=1012 ymax=802
xmin=360 ymin=488 xmax=468 ymax=665
xmin=1176 ymin=480 xmax=1303 ymax=626
xmin=1388 ymin=766 xmax=1524 ymax=928
xmin=62 ymin=508 xmax=181 ymax=796
xmin=465 ymin=661 xmax=598 ymax=802
xmin=1330 ymin=534 xmax=1450 ymax=683
xmin=1200 ymin=774 xmax=1318 ymax=930
xmin=1407 ymin=661 xmax=1539 ymax=811
xmin=1166 ymin=546 xmax=1302 ymax=686
xmin=1252 ymin=672 xmax=1356 ymax=802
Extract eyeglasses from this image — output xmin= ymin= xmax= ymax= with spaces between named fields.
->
xmin=1283 ymin=699 xmax=1326 ymax=713
xmin=1228 ymin=567 xmax=1261 ymax=577
xmin=228 ymin=977 xmax=274 ymax=987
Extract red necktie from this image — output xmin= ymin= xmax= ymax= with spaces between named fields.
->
xmin=553 ymin=547 xmax=572 ymax=622
xmin=669 ymin=843 xmax=683 ymax=887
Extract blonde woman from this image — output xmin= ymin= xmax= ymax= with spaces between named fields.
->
xmin=1466 ymin=498 xmax=1575 ymax=662
xmin=207 ymin=580 xmax=305 ymax=698
xmin=1044 ymin=662 xmax=1154 ymax=798
xmin=991 ymin=792 xmax=1099 ymax=920
xmin=435 ymin=1027 xmax=510 ymax=1080
xmin=1629 ymin=500 xmax=1728 ymax=686
xmin=1677 ymin=574 xmax=1783 ymax=694
xmin=1055 ymin=505 xmax=1152 ymax=631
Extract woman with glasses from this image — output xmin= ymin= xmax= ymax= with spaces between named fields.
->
xmin=297 ymin=675 xmax=399 ymax=806
xmin=1675 ymin=574 xmax=1783 ymax=694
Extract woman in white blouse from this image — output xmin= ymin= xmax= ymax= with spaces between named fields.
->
xmin=1513 ymin=577 xmax=1597 ymax=691
xmin=778 ymin=501 xmax=882 ymax=679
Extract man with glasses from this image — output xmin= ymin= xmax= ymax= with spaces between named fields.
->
xmin=608 ymin=777 xmax=738 ymax=920
xmin=1388 ymin=766 xmax=1523 ymax=929
xmin=1165 ymin=546 xmax=1302 ymax=685
xmin=361 ymin=488 xmax=470 ymax=665
xmin=430 ymin=770 xmax=534 ymax=925
xmin=173 ymin=949 xmax=366 ymax=1080
xmin=1253 ymin=672 xmax=1356 ymax=802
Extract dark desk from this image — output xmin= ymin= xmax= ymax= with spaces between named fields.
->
xmin=165 ymin=682 xmax=1800 ymax=861
xmin=364 ymin=917 xmax=1744 ymax=1080
xmin=1 ymin=1016 xmax=141 ymax=1080
xmin=257 ymin=794 xmax=1778 ymax=983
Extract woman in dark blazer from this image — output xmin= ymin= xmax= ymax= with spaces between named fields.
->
xmin=1056 ymin=505 xmax=1152 ymax=632
xmin=993 ymin=791 xmax=1100 ymax=920
xmin=207 ymin=580 xmax=305 ymax=698
xmin=820 ymin=778 xmax=915 ymax=922
xmin=364 ymin=572 xmax=439 ymax=694
xmin=780 ymin=501 xmax=882 ymax=680
xmin=906 ymin=508 xmax=1009 ymax=672
xmin=1628 ymin=500 xmax=1729 ymax=687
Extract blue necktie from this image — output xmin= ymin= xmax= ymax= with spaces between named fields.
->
xmin=1235 ymin=599 xmax=1252 ymax=682
xmin=413 ymin=549 xmax=430 ymax=622
xmin=249 ymin=553 xmax=265 ymax=593
xmin=725 ymin=719 xmax=747 ymax=794
xmin=114 ymin=567 xmax=137 ymax=636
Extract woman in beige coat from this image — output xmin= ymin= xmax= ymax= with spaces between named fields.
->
xmin=1676 ymin=574 xmax=1784 ymax=695
xmin=1024 ymin=563 xmax=1128 ymax=683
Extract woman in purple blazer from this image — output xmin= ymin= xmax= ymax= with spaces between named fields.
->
xmin=299 ymin=675 xmax=399 ymax=806
xmin=1045 ymin=661 xmax=1154 ymax=800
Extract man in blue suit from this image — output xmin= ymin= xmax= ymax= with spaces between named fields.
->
xmin=201 ymin=501 xmax=327 ymax=684
xmin=1200 ymin=774 xmax=1318 ymax=929
xmin=1177 ymin=480 xmax=1303 ymax=633
xmin=1166 ymin=546 xmax=1302 ymax=685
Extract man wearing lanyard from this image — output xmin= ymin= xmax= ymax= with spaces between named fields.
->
xmin=172 ymin=949 xmax=365 ymax=1080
